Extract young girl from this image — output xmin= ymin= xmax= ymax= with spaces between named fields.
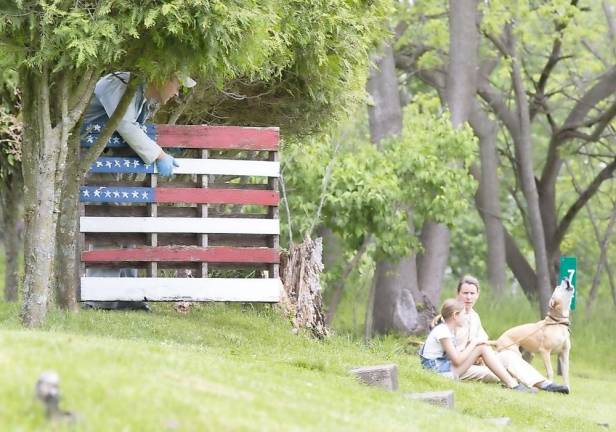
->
xmin=419 ymin=299 xmax=534 ymax=392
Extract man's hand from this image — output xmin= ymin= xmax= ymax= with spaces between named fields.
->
xmin=156 ymin=152 xmax=180 ymax=176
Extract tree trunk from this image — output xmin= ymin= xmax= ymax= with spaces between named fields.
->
xmin=417 ymin=223 xmax=450 ymax=306
xmin=508 ymin=26 xmax=552 ymax=315
xmin=53 ymin=76 xmax=135 ymax=309
xmin=1 ymin=171 xmax=23 ymax=302
xmin=469 ymin=103 xmax=507 ymax=295
xmin=366 ymin=43 xmax=420 ymax=336
xmin=20 ymin=69 xmax=62 ymax=327
xmin=416 ymin=0 xmax=480 ymax=304
xmin=54 ymin=132 xmax=82 ymax=310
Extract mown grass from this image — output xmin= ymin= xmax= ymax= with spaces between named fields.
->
xmin=0 ymin=299 xmax=615 ymax=432
xmin=1 ymin=245 xmax=615 ymax=431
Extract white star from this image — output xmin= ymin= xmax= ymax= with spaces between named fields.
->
xmin=94 ymin=189 xmax=101 ymax=197
xmin=124 ymin=159 xmax=131 ymax=167
xmin=132 ymin=191 xmax=140 ymax=198
xmin=104 ymin=191 xmax=111 ymax=198
xmin=113 ymin=191 xmax=120 ymax=198
xmin=112 ymin=137 xmax=120 ymax=144
xmin=144 ymin=164 xmax=151 ymax=170
xmin=96 ymin=161 xmax=103 ymax=167
xmin=93 ymin=124 xmax=101 ymax=131
xmin=141 ymin=192 xmax=148 ymax=199
xmin=86 ymin=136 xmax=94 ymax=143
xmin=122 ymin=192 xmax=129 ymax=198
xmin=114 ymin=160 xmax=121 ymax=167
xmin=81 ymin=190 xmax=90 ymax=197
xmin=105 ymin=161 xmax=112 ymax=168
xmin=132 ymin=160 xmax=141 ymax=167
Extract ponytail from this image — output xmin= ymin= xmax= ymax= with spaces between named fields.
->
xmin=430 ymin=314 xmax=444 ymax=330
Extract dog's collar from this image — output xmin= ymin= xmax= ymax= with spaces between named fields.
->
xmin=546 ymin=314 xmax=570 ymax=326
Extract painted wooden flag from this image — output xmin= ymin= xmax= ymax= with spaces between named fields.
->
xmin=79 ymin=124 xmax=282 ymax=303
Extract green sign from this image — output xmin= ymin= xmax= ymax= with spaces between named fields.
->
xmin=559 ymin=256 xmax=577 ymax=310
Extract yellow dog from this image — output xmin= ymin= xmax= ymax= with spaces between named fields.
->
xmin=494 ymin=279 xmax=574 ymax=390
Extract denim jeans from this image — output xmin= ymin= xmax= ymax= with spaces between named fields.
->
xmin=420 ymin=356 xmax=452 ymax=374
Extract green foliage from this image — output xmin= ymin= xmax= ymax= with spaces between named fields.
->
xmin=324 ymin=143 xmax=408 ymax=258
xmin=169 ymin=0 xmax=393 ymax=136
xmin=386 ymin=101 xmax=477 ymax=228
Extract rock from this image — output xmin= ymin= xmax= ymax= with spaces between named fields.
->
xmin=405 ymin=390 xmax=454 ymax=409
xmin=349 ymin=364 xmax=398 ymax=391
xmin=487 ymin=417 xmax=512 ymax=426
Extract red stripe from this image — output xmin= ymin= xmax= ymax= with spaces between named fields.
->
xmin=156 ymin=125 xmax=279 ymax=150
xmin=81 ymin=246 xmax=280 ymax=263
xmin=156 ymin=188 xmax=278 ymax=205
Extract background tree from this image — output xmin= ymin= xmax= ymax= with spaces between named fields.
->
xmin=396 ymin=0 xmax=616 ymax=316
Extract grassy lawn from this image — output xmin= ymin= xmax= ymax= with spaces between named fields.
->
xmin=1 ymin=299 xmax=615 ymax=431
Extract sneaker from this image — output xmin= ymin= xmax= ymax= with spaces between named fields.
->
xmin=541 ymin=383 xmax=570 ymax=394
xmin=511 ymin=383 xmax=538 ymax=393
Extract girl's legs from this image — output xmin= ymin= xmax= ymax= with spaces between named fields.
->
xmin=454 ymin=345 xmax=518 ymax=388
xmin=477 ymin=346 xmax=518 ymax=388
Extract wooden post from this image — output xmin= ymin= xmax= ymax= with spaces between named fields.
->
xmin=349 ymin=364 xmax=398 ymax=391
xmin=268 ymin=149 xmax=279 ymax=279
xmin=200 ymin=148 xmax=209 ymax=278
xmin=148 ymin=172 xmax=157 ymax=278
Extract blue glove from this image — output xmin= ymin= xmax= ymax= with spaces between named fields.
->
xmin=156 ymin=154 xmax=180 ymax=176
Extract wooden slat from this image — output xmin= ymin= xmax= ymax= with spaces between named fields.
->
xmin=80 ymin=217 xmax=279 ymax=234
xmin=80 ymin=277 xmax=282 ymax=302
xmin=156 ymin=125 xmax=279 ymax=151
xmin=156 ymin=188 xmax=279 ymax=205
xmin=173 ymin=159 xmax=279 ymax=177
xmin=83 ymin=233 xmax=272 ymax=248
xmin=81 ymin=246 xmax=280 ymax=263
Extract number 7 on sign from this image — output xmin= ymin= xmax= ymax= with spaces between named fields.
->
xmin=560 ymin=256 xmax=577 ymax=310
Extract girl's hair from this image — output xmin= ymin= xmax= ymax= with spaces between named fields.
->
xmin=430 ymin=299 xmax=464 ymax=329
xmin=457 ymin=274 xmax=480 ymax=293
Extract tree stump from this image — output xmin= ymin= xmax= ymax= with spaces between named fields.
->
xmin=349 ymin=364 xmax=398 ymax=391
xmin=405 ymin=390 xmax=454 ymax=409
xmin=279 ymin=236 xmax=328 ymax=339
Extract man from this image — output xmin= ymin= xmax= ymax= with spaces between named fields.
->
xmin=83 ymin=71 xmax=196 ymax=175
xmin=82 ymin=71 xmax=196 ymax=310
xmin=454 ymin=274 xmax=569 ymax=394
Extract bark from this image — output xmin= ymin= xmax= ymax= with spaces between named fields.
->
xmin=469 ymin=102 xmax=506 ymax=295
xmin=507 ymin=26 xmax=552 ymax=315
xmin=586 ymin=203 xmax=616 ymax=315
xmin=417 ymin=223 xmax=450 ymax=306
xmin=20 ymin=68 xmax=61 ymax=327
xmin=1 ymin=171 xmax=23 ymax=302
xmin=416 ymin=0 xmax=480 ymax=305
xmin=54 ymin=76 xmax=135 ymax=310
xmin=366 ymin=43 xmax=420 ymax=336
xmin=279 ymin=236 xmax=328 ymax=339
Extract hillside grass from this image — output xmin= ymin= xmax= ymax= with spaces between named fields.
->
xmin=0 ymin=299 xmax=615 ymax=432
xmin=1 ymin=245 xmax=615 ymax=431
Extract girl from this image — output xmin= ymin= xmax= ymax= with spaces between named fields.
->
xmin=419 ymin=299 xmax=534 ymax=392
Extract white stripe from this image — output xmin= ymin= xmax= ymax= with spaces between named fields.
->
xmin=81 ymin=277 xmax=281 ymax=302
xmin=80 ymin=217 xmax=279 ymax=234
xmin=166 ymin=159 xmax=279 ymax=177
